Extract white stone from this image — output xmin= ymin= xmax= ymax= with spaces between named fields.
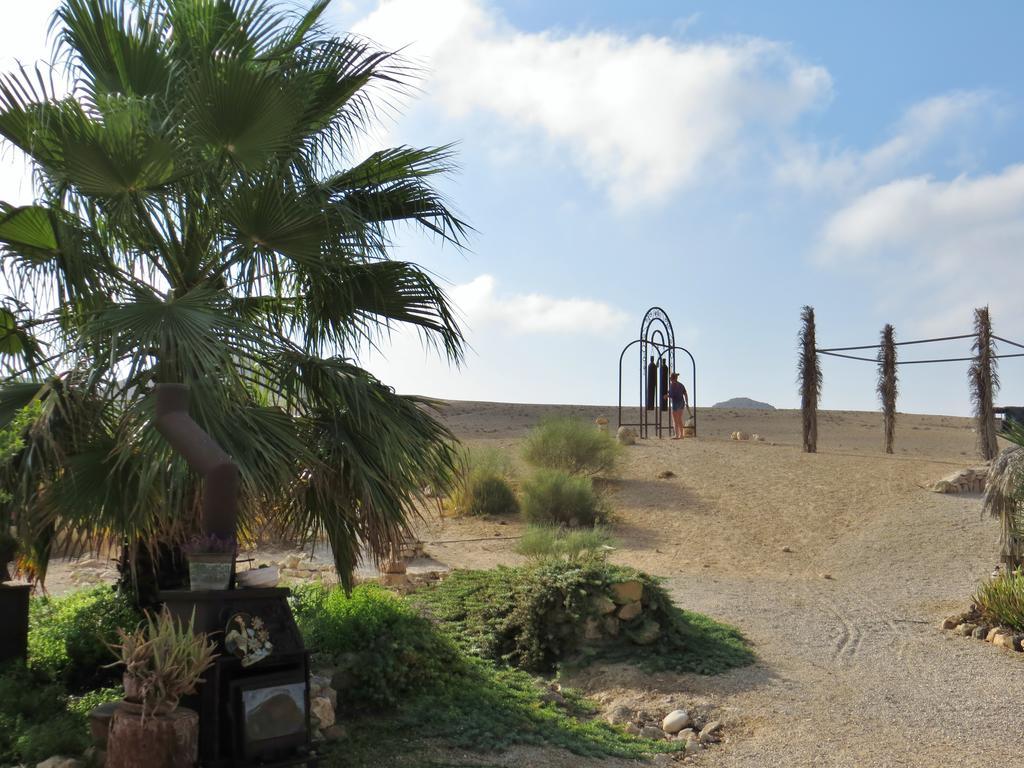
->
xmin=310 ymin=696 xmax=335 ymax=729
xmin=605 ymin=704 xmax=633 ymax=725
xmin=617 ymin=601 xmax=642 ymax=621
xmin=640 ymin=725 xmax=666 ymax=740
xmin=699 ymin=720 xmax=722 ymax=743
xmin=611 ymin=580 xmax=643 ymax=603
xmin=661 ymin=709 xmax=691 ymax=734
xmin=37 ymin=759 xmax=84 ymax=768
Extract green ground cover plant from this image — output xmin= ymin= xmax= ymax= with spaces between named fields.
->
xmin=291 ymin=583 xmax=459 ymax=711
xmin=293 ymin=582 xmax=683 ymax=767
xmin=28 ymin=585 xmax=141 ymax=690
xmin=522 ymin=418 xmax=621 ymax=476
xmin=520 ymin=470 xmax=608 ymax=527
xmin=0 ymin=587 xmax=132 ymax=764
xmin=0 ymin=662 xmax=120 ymax=765
xmin=975 ymin=568 xmax=1024 ymax=630
xmin=411 ymin=559 xmax=754 ymax=675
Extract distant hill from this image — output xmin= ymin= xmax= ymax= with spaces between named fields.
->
xmin=711 ymin=397 xmax=776 ymax=410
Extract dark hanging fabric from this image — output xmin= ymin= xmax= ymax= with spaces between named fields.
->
xmin=646 ymin=356 xmax=656 ymax=410
xmin=659 ymin=360 xmax=669 ymax=411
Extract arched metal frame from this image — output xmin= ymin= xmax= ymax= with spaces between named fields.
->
xmin=617 ymin=308 xmax=697 ymax=438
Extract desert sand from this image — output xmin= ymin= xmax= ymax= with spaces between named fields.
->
xmin=42 ymin=402 xmax=1024 ymax=766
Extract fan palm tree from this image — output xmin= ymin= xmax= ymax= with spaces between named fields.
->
xmin=0 ymin=0 xmax=468 ymax=590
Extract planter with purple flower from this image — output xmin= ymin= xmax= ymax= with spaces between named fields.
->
xmin=184 ymin=534 xmax=237 ymax=591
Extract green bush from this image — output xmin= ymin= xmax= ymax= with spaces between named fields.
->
xmin=411 ymin=559 xmax=754 ymax=675
xmin=29 ymin=585 xmax=141 ymax=690
xmin=520 ymin=469 xmax=608 ymax=527
xmin=0 ymin=663 xmax=119 ymax=764
xmin=522 ymin=418 xmax=620 ymax=476
xmin=515 ymin=525 xmax=615 ymax=561
xmin=975 ymin=568 xmax=1024 ymax=630
xmin=449 ymin=446 xmax=519 ymax=516
xmin=290 ymin=583 xmax=459 ymax=711
xmin=457 ymin=474 xmax=519 ymax=517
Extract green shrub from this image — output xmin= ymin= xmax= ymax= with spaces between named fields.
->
xmin=29 ymin=585 xmax=141 ymax=690
xmin=520 ymin=469 xmax=607 ymax=527
xmin=975 ymin=568 xmax=1024 ymax=630
xmin=0 ymin=663 xmax=117 ymax=764
xmin=290 ymin=583 xmax=459 ymax=711
xmin=522 ymin=418 xmax=620 ymax=476
xmin=449 ymin=446 xmax=519 ymax=516
xmin=411 ymin=559 xmax=754 ymax=675
xmin=457 ymin=474 xmax=519 ymax=517
xmin=515 ymin=525 xmax=615 ymax=561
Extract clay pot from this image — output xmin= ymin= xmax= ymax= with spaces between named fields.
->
xmin=106 ymin=704 xmax=199 ymax=768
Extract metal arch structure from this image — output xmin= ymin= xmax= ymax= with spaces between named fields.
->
xmin=617 ymin=307 xmax=698 ymax=438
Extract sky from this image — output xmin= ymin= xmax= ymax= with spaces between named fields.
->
xmin=2 ymin=1 xmax=1024 ymax=415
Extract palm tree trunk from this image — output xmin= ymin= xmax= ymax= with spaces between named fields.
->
xmin=970 ymin=307 xmax=1000 ymax=461
xmin=877 ymin=324 xmax=897 ymax=454
xmin=798 ymin=306 xmax=821 ymax=453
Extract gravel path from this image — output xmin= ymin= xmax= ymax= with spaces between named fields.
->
xmin=664 ymin=491 xmax=1024 ymax=767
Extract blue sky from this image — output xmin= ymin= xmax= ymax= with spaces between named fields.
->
xmin=3 ymin=1 xmax=1024 ymax=415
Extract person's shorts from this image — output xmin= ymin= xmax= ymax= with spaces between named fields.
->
xmin=671 ymin=402 xmax=686 ymax=411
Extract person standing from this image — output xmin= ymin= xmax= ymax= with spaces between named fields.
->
xmin=665 ymin=372 xmax=689 ymax=439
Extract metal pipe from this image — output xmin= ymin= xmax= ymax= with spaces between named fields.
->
xmin=153 ymin=383 xmax=238 ymax=540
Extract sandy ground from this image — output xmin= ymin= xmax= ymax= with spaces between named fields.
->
xmin=38 ymin=402 xmax=1024 ymax=766
xmin=410 ymin=403 xmax=1023 ymax=767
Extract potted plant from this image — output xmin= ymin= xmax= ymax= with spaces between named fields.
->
xmin=183 ymin=533 xmax=237 ymax=591
xmin=105 ymin=607 xmax=218 ymax=768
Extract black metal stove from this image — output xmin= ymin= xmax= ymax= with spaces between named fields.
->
xmin=162 ymin=588 xmax=316 ymax=767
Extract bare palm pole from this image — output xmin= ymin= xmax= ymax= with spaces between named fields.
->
xmin=876 ymin=324 xmax=898 ymax=454
xmin=798 ymin=306 xmax=821 ymax=453
xmin=969 ymin=307 xmax=1000 ymax=461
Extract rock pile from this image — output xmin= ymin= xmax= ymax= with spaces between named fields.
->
xmin=66 ymin=557 xmax=119 ymax=587
xmin=581 ymin=580 xmax=663 ymax=646
xmin=603 ymin=702 xmax=725 ymax=756
xmin=940 ymin=607 xmax=1024 ymax=653
xmin=616 ymin=426 xmax=638 ymax=445
xmin=932 ymin=467 xmax=988 ymax=494
xmin=730 ymin=432 xmax=765 ymax=442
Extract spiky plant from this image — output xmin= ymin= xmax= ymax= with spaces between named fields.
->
xmin=0 ymin=0 xmax=468 ymax=589
xmin=798 ymin=305 xmax=821 ymax=453
xmin=876 ymin=324 xmax=897 ymax=454
xmin=984 ymin=436 xmax=1024 ymax=571
xmin=969 ymin=307 xmax=1000 ymax=461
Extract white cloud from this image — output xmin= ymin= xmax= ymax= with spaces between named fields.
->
xmin=452 ymin=274 xmax=628 ymax=335
xmin=0 ymin=1 xmax=65 ymax=206
xmin=776 ymin=90 xmax=996 ymax=192
xmin=818 ymin=164 xmax=1024 ymax=334
xmin=352 ymin=0 xmax=831 ymax=207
